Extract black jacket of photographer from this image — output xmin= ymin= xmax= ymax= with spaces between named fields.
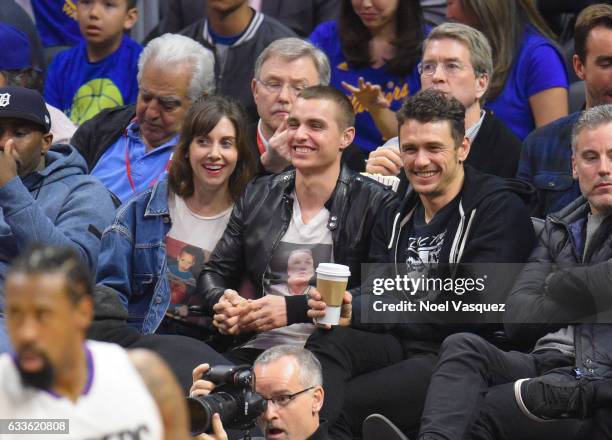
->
xmin=352 ymin=165 xmax=536 ymax=349
xmin=504 ymin=196 xmax=612 ymax=379
xmin=198 ymin=164 xmax=396 ymax=324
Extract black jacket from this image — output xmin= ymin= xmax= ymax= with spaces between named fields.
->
xmin=160 ymin=0 xmax=340 ymax=37
xmin=505 ymin=196 xmax=612 ymax=378
xmin=180 ymin=11 xmax=296 ymax=123
xmin=198 ymin=165 xmax=396 ymax=324
xmin=71 ymin=105 xmax=135 ymax=171
xmin=354 ymin=165 xmax=536 ymax=346
xmin=468 ymin=110 xmax=522 ymax=178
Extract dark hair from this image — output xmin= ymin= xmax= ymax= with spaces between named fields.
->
xmin=168 ymin=95 xmax=255 ymax=201
xmin=574 ymin=4 xmax=612 ymax=63
xmin=8 ymin=245 xmax=93 ymax=303
xmin=396 ymin=89 xmax=466 ymax=146
xmin=127 ymin=0 xmax=137 ymax=9
xmin=338 ymin=0 xmax=424 ymax=76
xmin=298 ymin=85 xmax=355 ymax=129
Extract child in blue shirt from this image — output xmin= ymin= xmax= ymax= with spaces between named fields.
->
xmin=44 ymin=0 xmax=142 ymax=126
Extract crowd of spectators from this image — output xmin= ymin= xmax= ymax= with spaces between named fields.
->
xmin=0 ymin=1 xmax=611 ymax=439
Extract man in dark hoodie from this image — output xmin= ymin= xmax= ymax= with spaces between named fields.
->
xmin=305 ymin=89 xmax=535 ymax=439
xmin=0 ymin=86 xmax=116 ymax=353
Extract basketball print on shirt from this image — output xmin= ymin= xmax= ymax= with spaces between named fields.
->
xmin=69 ymin=78 xmax=124 ymax=125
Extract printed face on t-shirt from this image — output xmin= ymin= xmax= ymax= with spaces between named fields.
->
xmin=268 ymin=243 xmax=331 ymax=296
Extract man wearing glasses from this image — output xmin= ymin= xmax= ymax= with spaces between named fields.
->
xmin=190 ymin=345 xmax=328 ymax=440
xmin=71 ymin=34 xmax=215 ymax=203
xmin=366 ymin=23 xmax=522 ymax=180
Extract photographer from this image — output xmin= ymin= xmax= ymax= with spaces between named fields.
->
xmin=190 ymin=345 xmax=327 ymax=440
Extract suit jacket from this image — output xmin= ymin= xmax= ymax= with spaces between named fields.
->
xmin=159 ymin=0 xmax=340 ymax=37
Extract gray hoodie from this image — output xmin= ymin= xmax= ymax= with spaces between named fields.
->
xmin=0 ymin=143 xmax=116 ymax=308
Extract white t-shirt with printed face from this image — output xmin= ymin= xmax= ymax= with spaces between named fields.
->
xmin=165 ymin=192 xmax=232 ymax=324
xmin=243 ymin=193 xmax=333 ymax=350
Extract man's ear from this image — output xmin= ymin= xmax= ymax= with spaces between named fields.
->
xmin=573 ymin=54 xmax=586 ymax=81
xmin=339 ymin=126 xmax=355 ymax=151
xmin=457 ymin=136 xmax=470 ymax=163
xmin=312 ymin=386 xmax=324 ymax=414
xmin=475 ymin=72 xmax=489 ymax=101
xmin=572 ymin=153 xmax=578 ymax=180
xmin=123 ymin=6 xmax=139 ymax=31
xmin=75 ymin=295 xmax=94 ymax=333
xmin=41 ymin=132 xmax=53 ymax=154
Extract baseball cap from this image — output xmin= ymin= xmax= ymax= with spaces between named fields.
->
xmin=0 ymin=86 xmax=51 ymax=132
xmin=0 ymin=23 xmax=32 ymax=71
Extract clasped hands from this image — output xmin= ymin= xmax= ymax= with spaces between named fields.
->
xmin=213 ymin=288 xmax=354 ymax=334
xmin=213 ymin=289 xmax=288 ymax=334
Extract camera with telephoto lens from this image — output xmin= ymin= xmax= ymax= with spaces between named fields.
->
xmin=187 ymin=364 xmax=268 ymax=435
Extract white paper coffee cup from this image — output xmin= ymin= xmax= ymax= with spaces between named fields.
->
xmin=315 ymin=263 xmax=350 ymax=325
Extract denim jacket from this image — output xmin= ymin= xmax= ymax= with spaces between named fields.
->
xmin=96 ymin=178 xmax=172 ymax=334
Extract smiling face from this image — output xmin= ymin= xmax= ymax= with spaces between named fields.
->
xmin=252 ymin=55 xmax=321 ymax=139
xmin=136 ymin=62 xmax=192 ymax=150
xmin=351 ymin=0 xmax=399 ymax=32
xmin=400 ymin=118 xmax=469 ymax=204
xmin=572 ymin=122 xmax=612 ymax=216
xmin=188 ymin=116 xmax=239 ymax=194
xmin=421 ymin=37 xmax=487 ymax=111
xmin=286 ymin=97 xmax=354 ymax=175
xmin=255 ymin=356 xmax=323 ymax=440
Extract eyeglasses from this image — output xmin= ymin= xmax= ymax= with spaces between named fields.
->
xmin=257 ymin=79 xmax=308 ymax=97
xmin=261 ymin=387 xmax=315 ymax=409
xmin=417 ymin=61 xmax=473 ymax=77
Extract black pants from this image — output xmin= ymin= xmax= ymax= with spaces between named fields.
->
xmin=305 ymin=327 xmax=438 ymax=440
xmin=418 ymin=332 xmax=605 ymax=440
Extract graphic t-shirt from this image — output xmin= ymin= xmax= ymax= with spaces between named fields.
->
xmin=31 ymin=0 xmax=82 ymax=47
xmin=485 ymin=28 xmax=568 ymax=140
xmin=166 ymin=193 xmax=233 ymax=327
xmin=243 ymin=193 xmax=333 ymax=350
xmin=309 ymin=20 xmax=422 ymax=153
xmin=44 ymin=35 xmax=142 ymax=125
xmin=400 ymin=197 xmax=459 ymax=277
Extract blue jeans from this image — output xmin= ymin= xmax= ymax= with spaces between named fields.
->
xmin=0 ymin=315 xmax=12 ymax=354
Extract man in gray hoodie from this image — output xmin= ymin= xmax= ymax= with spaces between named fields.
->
xmin=0 ymin=86 xmax=116 ymax=352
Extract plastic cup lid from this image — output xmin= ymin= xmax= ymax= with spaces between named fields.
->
xmin=316 ymin=263 xmax=351 ymax=277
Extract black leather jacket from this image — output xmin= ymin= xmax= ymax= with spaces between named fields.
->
xmin=197 ymin=165 xmax=396 ymax=325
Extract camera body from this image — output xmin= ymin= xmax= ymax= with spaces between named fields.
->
xmin=187 ymin=365 xmax=268 ymax=435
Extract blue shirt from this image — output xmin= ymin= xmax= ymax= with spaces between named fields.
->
xmin=44 ymin=35 xmax=142 ymax=125
xmin=485 ymin=28 xmax=568 ymax=141
xmin=31 ymin=0 xmax=82 ymax=47
xmin=309 ymin=21 xmax=422 ymax=153
xmin=91 ymin=121 xmax=178 ymax=204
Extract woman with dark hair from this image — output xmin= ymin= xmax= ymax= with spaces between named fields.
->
xmin=447 ymin=0 xmax=569 ymax=140
xmin=95 ymin=95 xmax=255 ymax=340
xmin=309 ymin=0 xmax=426 ymax=157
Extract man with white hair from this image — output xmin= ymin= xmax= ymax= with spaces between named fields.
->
xmin=71 ymin=33 xmax=215 ymax=202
